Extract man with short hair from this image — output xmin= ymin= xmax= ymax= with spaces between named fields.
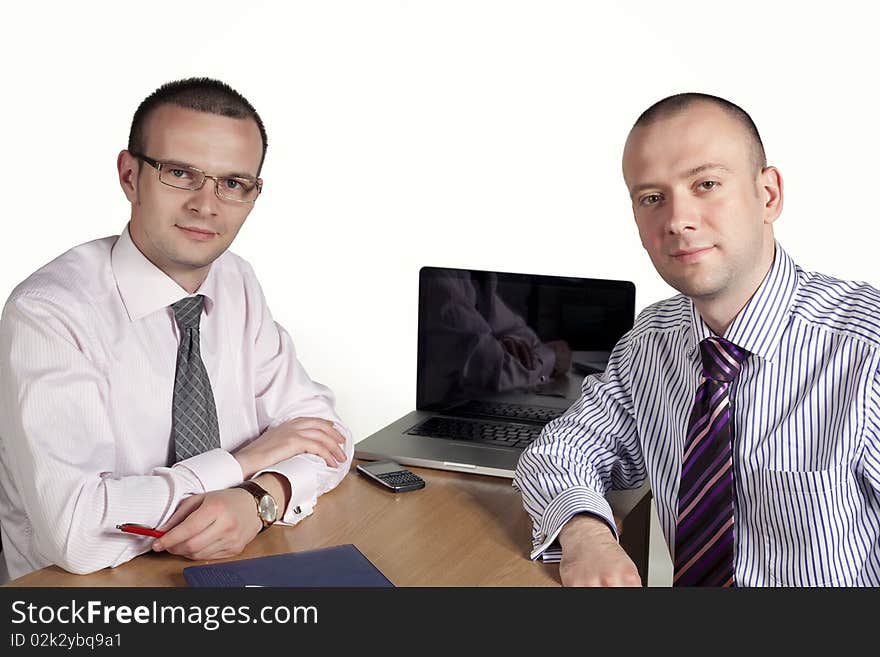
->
xmin=0 ymin=78 xmax=352 ymax=579
xmin=515 ymin=93 xmax=880 ymax=586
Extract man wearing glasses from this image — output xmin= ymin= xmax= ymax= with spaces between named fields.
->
xmin=0 ymin=78 xmax=351 ymax=579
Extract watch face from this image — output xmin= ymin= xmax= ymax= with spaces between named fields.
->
xmin=258 ymin=494 xmax=278 ymax=524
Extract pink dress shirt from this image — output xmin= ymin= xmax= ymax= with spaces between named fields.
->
xmin=0 ymin=226 xmax=353 ymax=579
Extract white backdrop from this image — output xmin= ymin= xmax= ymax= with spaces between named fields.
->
xmin=2 ymin=1 xmax=878 ymax=442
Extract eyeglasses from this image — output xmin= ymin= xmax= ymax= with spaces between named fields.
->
xmin=131 ymin=152 xmax=262 ymax=203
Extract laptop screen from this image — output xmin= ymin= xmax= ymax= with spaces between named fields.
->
xmin=416 ymin=267 xmax=635 ymax=415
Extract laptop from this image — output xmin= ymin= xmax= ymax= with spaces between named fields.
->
xmin=355 ymin=266 xmax=635 ymax=477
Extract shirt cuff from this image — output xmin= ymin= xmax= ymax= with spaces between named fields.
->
xmin=534 ymin=343 xmax=556 ymax=381
xmin=254 ymin=456 xmax=323 ymax=525
xmin=172 ymin=448 xmax=244 ymax=492
xmin=530 ymin=486 xmax=618 ymax=561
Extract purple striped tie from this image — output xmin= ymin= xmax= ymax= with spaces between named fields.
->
xmin=673 ymin=336 xmax=749 ymax=587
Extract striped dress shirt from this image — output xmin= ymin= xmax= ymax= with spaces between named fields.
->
xmin=514 ymin=244 xmax=880 ymax=586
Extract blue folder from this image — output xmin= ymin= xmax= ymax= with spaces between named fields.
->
xmin=183 ymin=544 xmax=394 ymax=587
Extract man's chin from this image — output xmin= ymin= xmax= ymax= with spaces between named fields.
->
xmin=168 ymin=251 xmax=224 ymax=271
xmin=663 ymin=272 xmax=724 ymax=301
xmin=166 ymin=241 xmax=230 ymax=270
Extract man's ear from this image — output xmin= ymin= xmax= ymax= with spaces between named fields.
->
xmin=117 ymin=150 xmax=139 ymax=204
xmin=759 ymin=166 xmax=783 ymax=225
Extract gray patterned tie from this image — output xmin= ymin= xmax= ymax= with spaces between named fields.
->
xmin=170 ymin=295 xmax=220 ymax=463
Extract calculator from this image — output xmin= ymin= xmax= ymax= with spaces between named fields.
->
xmin=356 ymin=461 xmax=426 ymax=492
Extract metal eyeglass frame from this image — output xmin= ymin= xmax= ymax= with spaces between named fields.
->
xmin=131 ymin=152 xmax=262 ymax=203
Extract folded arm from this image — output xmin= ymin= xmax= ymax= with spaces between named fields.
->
xmin=513 ymin=330 xmax=646 ymax=585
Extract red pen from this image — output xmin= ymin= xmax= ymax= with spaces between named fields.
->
xmin=116 ymin=523 xmax=165 ymax=538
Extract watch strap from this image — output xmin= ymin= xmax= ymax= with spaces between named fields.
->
xmin=233 ymin=480 xmax=276 ymax=531
xmin=235 ymin=479 xmax=270 ymax=500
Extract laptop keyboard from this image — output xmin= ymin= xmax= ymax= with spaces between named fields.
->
xmin=406 ymin=416 xmax=543 ymax=449
xmin=454 ymin=400 xmax=564 ymax=423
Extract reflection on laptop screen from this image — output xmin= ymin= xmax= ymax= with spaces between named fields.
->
xmin=416 ymin=267 xmax=635 ymax=420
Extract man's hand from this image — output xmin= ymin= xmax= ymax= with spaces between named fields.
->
xmin=500 ymin=335 xmax=537 ymax=370
xmin=233 ymin=417 xmax=347 ymax=480
xmin=546 ymin=339 xmax=572 ymax=377
xmin=558 ymin=514 xmax=642 ymax=587
xmin=152 ymin=488 xmax=262 ymax=560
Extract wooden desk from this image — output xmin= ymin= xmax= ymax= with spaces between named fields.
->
xmin=5 ymin=464 xmax=650 ymax=587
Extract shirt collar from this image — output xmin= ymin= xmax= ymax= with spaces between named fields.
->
xmin=686 ymin=242 xmax=799 ymax=363
xmin=111 ymin=224 xmax=218 ymax=322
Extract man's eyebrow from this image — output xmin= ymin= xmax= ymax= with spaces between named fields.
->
xmin=629 ymin=182 xmax=660 ymax=199
xmin=628 ymin=163 xmax=732 ymax=199
xmin=160 ymin=158 xmax=196 ymax=168
xmin=162 ymin=159 xmax=257 ymax=179
xmin=681 ymin=162 xmax=732 ymax=178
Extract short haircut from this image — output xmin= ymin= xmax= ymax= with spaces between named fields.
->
xmin=633 ymin=92 xmax=766 ymax=173
xmin=128 ymin=77 xmax=268 ymax=174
